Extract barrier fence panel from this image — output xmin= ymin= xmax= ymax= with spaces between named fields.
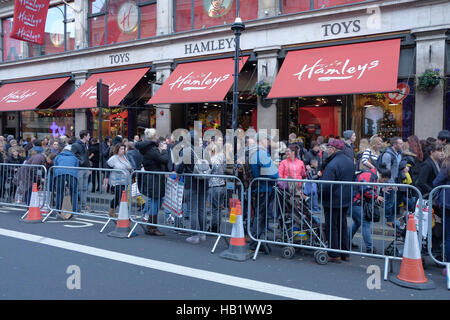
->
xmin=247 ymin=177 xmax=425 ymax=280
xmin=0 ymin=163 xmax=48 ymax=217
xmin=128 ymin=170 xmax=245 ymax=252
xmin=45 ymin=166 xmax=131 ymax=231
xmin=427 ymin=186 xmax=450 ymax=289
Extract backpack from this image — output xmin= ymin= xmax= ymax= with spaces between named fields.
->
xmin=375 ymin=149 xmax=395 ymax=171
xmin=192 ymin=148 xmax=211 ymax=178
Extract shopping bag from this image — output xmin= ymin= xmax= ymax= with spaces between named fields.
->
xmin=162 ymin=176 xmax=184 ymax=218
xmin=39 ymin=191 xmax=51 ymax=214
xmin=60 ymin=188 xmax=73 ymax=220
xmin=413 ymin=199 xmax=429 ymax=239
xmin=131 ymin=182 xmax=141 ymax=198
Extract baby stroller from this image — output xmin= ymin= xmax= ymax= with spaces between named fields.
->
xmin=384 ymin=199 xmax=437 ymax=265
xmin=273 ymin=184 xmax=328 ymax=264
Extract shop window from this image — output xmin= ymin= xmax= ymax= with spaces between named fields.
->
xmin=353 ymin=80 xmax=415 ymax=141
xmin=2 ymin=18 xmax=28 ymax=62
xmin=89 ymin=0 xmax=156 ymax=46
xmin=22 ymin=110 xmax=74 ymax=140
xmin=175 ymin=0 xmax=258 ymax=32
xmin=314 ymin=0 xmax=367 ymax=9
xmin=91 ymin=108 xmax=130 ymax=138
xmin=29 ymin=4 xmax=76 ymax=57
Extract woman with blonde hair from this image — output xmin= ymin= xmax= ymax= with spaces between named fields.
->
xmin=360 ymin=135 xmax=383 ymax=171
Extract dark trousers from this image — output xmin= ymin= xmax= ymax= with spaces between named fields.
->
xmin=324 ymin=206 xmax=349 ymax=258
xmin=110 ymin=185 xmax=127 ymax=209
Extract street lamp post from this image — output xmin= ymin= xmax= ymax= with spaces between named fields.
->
xmin=231 ymin=17 xmax=245 ymax=132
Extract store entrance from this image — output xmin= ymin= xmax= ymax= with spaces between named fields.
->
xmin=287 ymin=96 xmax=347 ymax=148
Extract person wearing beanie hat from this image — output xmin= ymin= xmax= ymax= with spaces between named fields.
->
xmin=321 ymin=137 xmax=355 ymax=262
xmin=343 ymin=130 xmax=356 ymax=162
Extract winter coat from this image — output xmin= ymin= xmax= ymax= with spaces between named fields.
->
xmin=126 ymin=149 xmax=143 ymax=171
xmin=136 ymin=140 xmax=169 ymax=198
xmin=14 ymin=153 xmax=47 ymax=191
xmin=432 ymin=168 xmax=450 ymax=210
xmin=175 ymin=146 xmax=207 ymax=192
xmin=380 ymin=147 xmax=402 ymax=184
xmin=71 ymin=140 xmax=90 ymax=167
xmin=249 ymin=147 xmax=279 ymax=192
xmin=107 ymin=155 xmax=132 ymax=186
xmin=320 ymin=151 xmax=355 ymax=208
xmin=343 ymin=142 xmax=355 ymax=162
xmin=415 ymin=157 xmax=440 ymax=196
xmin=278 ymin=158 xmax=305 ymax=180
xmin=88 ymin=143 xmax=100 ymax=168
xmin=54 ymin=150 xmax=79 ymax=178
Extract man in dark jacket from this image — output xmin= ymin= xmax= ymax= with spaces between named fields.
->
xmin=321 ymin=139 xmax=355 ymax=262
xmin=88 ymin=138 xmax=100 ymax=192
xmin=126 ymin=141 xmax=143 ymax=171
xmin=71 ymin=130 xmax=90 ymax=212
xmin=136 ymin=136 xmax=169 ymax=236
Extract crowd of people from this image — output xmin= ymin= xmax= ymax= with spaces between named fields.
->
xmin=0 ymin=128 xmax=449 ymax=268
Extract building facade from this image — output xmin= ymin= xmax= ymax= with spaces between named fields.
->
xmin=0 ymin=0 xmax=449 ymax=145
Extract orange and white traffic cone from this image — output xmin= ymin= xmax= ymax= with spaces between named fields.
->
xmin=108 ymin=190 xmax=135 ymax=239
xmin=390 ymin=214 xmax=435 ymax=290
xmin=20 ymin=183 xmax=42 ymax=223
xmin=220 ymin=198 xmax=251 ymax=262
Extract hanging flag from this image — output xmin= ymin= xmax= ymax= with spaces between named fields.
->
xmin=10 ymin=0 xmax=51 ymax=45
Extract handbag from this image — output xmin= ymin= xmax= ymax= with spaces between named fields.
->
xmin=362 ymin=200 xmax=381 ymax=222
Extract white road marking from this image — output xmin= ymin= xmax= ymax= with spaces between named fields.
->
xmin=0 ymin=227 xmax=347 ymax=300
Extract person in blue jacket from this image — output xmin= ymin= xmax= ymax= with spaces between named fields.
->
xmin=53 ymin=145 xmax=79 ymax=215
xmin=248 ymin=132 xmax=279 ymax=252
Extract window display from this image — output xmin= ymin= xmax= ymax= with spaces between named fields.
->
xmin=2 ymin=18 xmax=27 ymax=61
xmin=175 ymin=0 xmax=257 ymax=32
xmin=22 ymin=110 xmax=74 ymax=140
xmin=88 ymin=0 xmax=156 ymax=46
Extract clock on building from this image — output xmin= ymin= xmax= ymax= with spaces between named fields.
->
xmin=117 ymin=2 xmax=139 ymax=33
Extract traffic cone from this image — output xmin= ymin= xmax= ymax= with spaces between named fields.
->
xmin=20 ymin=183 xmax=42 ymax=223
xmin=108 ymin=190 xmax=135 ymax=239
xmin=220 ymin=198 xmax=251 ymax=261
xmin=390 ymin=214 xmax=435 ymax=289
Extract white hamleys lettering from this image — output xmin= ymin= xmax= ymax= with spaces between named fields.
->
xmin=18 ymin=11 xmax=43 ymax=28
xmin=168 ymin=72 xmax=230 ymax=91
xmin=0 ymin=90 xmax=37 ymax=103
xmin=293 ymin=58 xmax=379 ymax=81
xmin=19 ymin=0 xmax=46 ymax=12
xmin=80 ymin=83 xmax=128 ymax=100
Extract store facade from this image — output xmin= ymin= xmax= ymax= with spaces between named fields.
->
xmin=0 ymin=0 xmax=448 ymax=143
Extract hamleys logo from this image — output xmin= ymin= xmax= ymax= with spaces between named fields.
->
xmin=0 ymin=90 xmax=37 ymax=103
xmin=80 ymin=83 xmax=128 ymax=100
xmin=293 ymin=58 xmax=380 ymax=82
xmin=168 ymin=72 xmax=231 ymax=91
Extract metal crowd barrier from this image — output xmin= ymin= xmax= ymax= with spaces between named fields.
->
xmin=247 ymin=177 xmax=425 ymax=280
xmin=128 ymin=170 xmax=245 ymax=253
xmin=0 ymin=163 xmax=48 ymax=219
xmin=45 ymin=166 xmax=131 ymax=232
xmin=427 ymin=186 xmax=450 ymax=289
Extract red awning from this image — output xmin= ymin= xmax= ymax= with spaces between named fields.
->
xmin=148 ymin=56 xmax=248 ymax=105
xmin=0 ymin=77 xmax=70 ymax=111
xmin=267 ymin=39 xmax=401 ymax=99
xmin=58 ymin=67 xmax=149 ymax=109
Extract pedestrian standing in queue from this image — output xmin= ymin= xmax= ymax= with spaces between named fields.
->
xmin=71 ymin=130 xmax=91 ymax=213
xmin=53 ymin=145 xmax=79 ymax=215
xmin=136 ymin=129 xmax=168 ymax=236
xmin=343 ymin=130 xmax=356 ymax=162
xmin=104 ymin=144 xmax=133 ymax=218
xmin=88 ymin=138 xmax=100 ymax=192
xmin=321 ymin=139 xmax=355 ymax=262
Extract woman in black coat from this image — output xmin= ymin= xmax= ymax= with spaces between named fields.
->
xmin=136 ymin=132 xmax=169 ymax=236
xmin=415 ymin=142 xmax=444 ymax=196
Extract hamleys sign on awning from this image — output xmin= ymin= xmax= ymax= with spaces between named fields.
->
xmin=148 ymin=56 xmax=248 ymax=105
xmin=267 ymin=39 xmax=401 ymax=99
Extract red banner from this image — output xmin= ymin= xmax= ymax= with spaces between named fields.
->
xmin=267 ymin=39 xmax=401 ymax=99
xmin=10 ymin=0 xmax=50 ymax=45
